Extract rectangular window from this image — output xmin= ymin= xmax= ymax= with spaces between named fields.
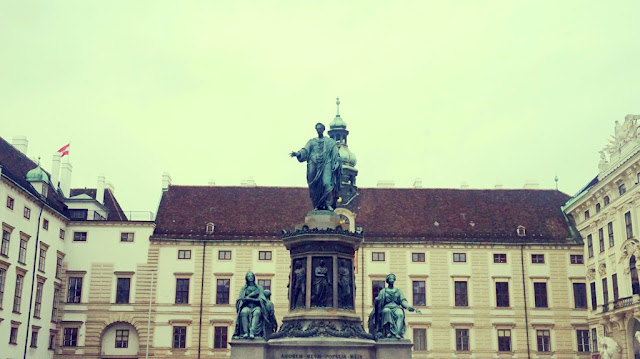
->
xmin=455 ymin=329 xmax=469 ymax=351
xmin=1 ymin=230 xmax=9 ymax=256
xmin=573 ymin=283 xmax=587 ymax=309
xmin=493 ymin=254 xmax=507 ymax=263
xmin=587 ymin=234 xmax=594 ymax=258
xmin=120 ymin=232 xmax=134 ymax=242
xmin=497 ymin=329 xmax=511 ymax=352
xmin=591 ymin=328 xmax=598 ymax=352
xmin=34 ymin=281 xmax=44 ymax=318
xmin=584 ymin=210 xmax=590 ymax=220
xmin=372 ymin=252 xmax=385 ymax=262
xmin=372 ymin=280 xmax=385 ymax=303
xmin=178 ymin=250 xmax=191 ymax=259
xmin=51 ymin=288 xmax=60 ymax=321
xmin=214 ymin=326 xmax=228 ymax=349
xmin=63 ymin=328 xmax=78 ymax=347
xmin=116 ymin=278 xmax=131 ymax=304
xmin=24 ymin=206 xmax=31 ymax=219
xmin=18 ymin=238 xmax=27 ymax=264
xmin=218 ymin=250 xmax=231 ymax=260
xmin=533 ymin=282 xmax=548 ymax=308
xmin=613 ymin=274 xmax=619 ymax=301
xmin=0 ymin=268 xmax=5 ymax=307
xmin=6 ymin=196 xmax=14 ymax=209
xmin=577 ymin=330 xmax=590 ymax=352
xmin=30 ymin=330 xmax=38 ymax=347
xmin=59 ymin=229 xmax=65 ymax=240
xmin=608 ymin=222 xmax=615 ymax=247
xmin=10 ymin=327 xmax=18 ymax=344
xmin=413 ymin=328 xmax=426 ymax=351
xmin=570 ymin=255 xmax=584 ymax=264
xmin=175 ymin=278 xmax=189 ymax=304
xmin=412 ymin=253 xmax=425 ymax=262
xmin=259 ymin=251 xmax=272 ymax=260
xmin=43 ymin=219 xmax=49 ymax=230
xmin=599 ymin=228 xmax=605 ymax=253
xmin=56 ymin=256 xmax=63 ymax=278
xmin=537 ymin=329 xmax=551 ymax=352
xmin=619 ymin=183 xmax=627 ymax=195
xmin=454 ymin=281 xmax=468 ymax=307
xmin=115 ymin=329 xmax=129 ymax=348
xmin=413 ymin=280 xmax=426 ymax=306
xmin=626 ymin=211 xmax=634 ymax=239
xmin=13 ymin=273 xmax=24 ymax=312
xmin=67 ymin=277 xmax=82 ymax=303
xmin=38 ymin=247 xmax=47 ymax=272
xmin=590 ymin=282 xmax=597 ymax=310
xmin=602 ymin=278 xmax=609 ymax=305
xmin=173 ymin=326 xmax=186 ymax=348
xmin=496 ymin=282 xmax=510 ymax=307
xmin=531 ymin=254 xmax=545 ymax=264
xmin=49 ymin=334 xmax=55 ymax=350
xmin=257 ymin=279 xmax=271 ymax=292
xmin=453 ymin=253 xmax=466 ymax=262
xmin=596 ymin=203 xmax=601 ymax=213
xmin=216 ymin=279 xmax=230 ymax=304
xmin=73 ymin=232 xmax=87 ymax=242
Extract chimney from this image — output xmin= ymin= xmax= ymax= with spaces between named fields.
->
xmin=523 ymin=180 xmax=539 ymax=189
xmin=241 ymin=177 xmax=256 ymax=187
xmin=208 ymin=178 xmax=216 ymax=186
xmin=162 ymin=172 xmax=172 ymax=191
xmin=377 ymin=180 xmax=395 ymax=188
xmin=50 ymin=153 xmax=61 ymax=190
xmin=60 ymin=160 xmax=73 ymax=198
xmin=494 ymin=184 xmax=504 ymax=189
xmin=12 ymin=136 xmax=28 ymax=155
xmin=413 ymin=178 xmax=423 ymax=188
xmin=460 ymin=181 xmax=470 ymax=189
xmin=96 ymin=175 xmax=106 ymax=204
xmin=105 ymin=180 xmax=115 ymax=195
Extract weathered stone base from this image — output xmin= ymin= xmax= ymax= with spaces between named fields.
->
xmin=229 ymin=337 xmax=412 ymax=359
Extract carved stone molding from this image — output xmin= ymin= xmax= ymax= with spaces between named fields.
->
xmin=599 ymin=263 xmax=607 ymax=277
xmin=271 ymin=320 xmax=373 ymax=340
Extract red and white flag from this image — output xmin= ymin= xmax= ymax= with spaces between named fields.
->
xmin=57 ymin=143 xmax=70 ymax=158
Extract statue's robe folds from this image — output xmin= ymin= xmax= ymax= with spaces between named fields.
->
xmin=233 ymin=284 xmax=270 ymax=338
xmin=296 ymin=137 xmax=342 ymax=210
xmin=368 ymin=288 xmax=408 ymax=339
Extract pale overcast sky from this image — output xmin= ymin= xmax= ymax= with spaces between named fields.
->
xmin=1 ymin=2 xmax=639 ymax=214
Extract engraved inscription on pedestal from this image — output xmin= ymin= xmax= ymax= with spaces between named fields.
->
xmin=311 ymin=257 xmax=333 ymax=308
xmin=291 ymin=258 xmax=307 ymax=310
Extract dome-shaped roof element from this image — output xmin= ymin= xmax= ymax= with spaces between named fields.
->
xmin=26 ymin=164 xmax=51 ymax=184
xmin=338 ymin=145 xmax=357 ymax=167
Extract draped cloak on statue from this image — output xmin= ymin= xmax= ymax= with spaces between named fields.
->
xmin=295 ymin=136 xmax=342 ymax=210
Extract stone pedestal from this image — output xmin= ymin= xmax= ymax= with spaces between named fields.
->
xmin=231 ymin=210 xmax=412 ymax=359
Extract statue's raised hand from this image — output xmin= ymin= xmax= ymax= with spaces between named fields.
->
xmin=289 ymin=151 xmax=298 ymax=157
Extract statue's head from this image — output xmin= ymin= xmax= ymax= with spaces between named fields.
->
xmin=386 ymin=273 xmax=396 ymax=285
xmin=245 ymin=271 xmax=255 ymax=283
xmin=264 ymin=289 xmax=271 ymax=299
xmin=315 ymin=123 xmax=325 ymax=136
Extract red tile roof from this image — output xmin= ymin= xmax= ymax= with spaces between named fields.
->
xmin=152 ymin=185 xmax=576 ymax=244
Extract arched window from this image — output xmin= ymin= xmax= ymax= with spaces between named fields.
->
xmin=631 ymin=255 xmax=640 ymax=295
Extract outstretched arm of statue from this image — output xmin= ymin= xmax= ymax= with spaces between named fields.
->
xmin=401 ymin=298 xmax=415 ymax=312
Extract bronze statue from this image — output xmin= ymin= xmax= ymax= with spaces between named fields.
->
xmin=368 ymin=273 xmax=416 ymax=339
xmin=338 ymin=259 xmax=353 ymax=309
xmin=311 ymin=259 xmax=332 ymax=307
xmin=290 ymin=123 xmax=342 ymax=211
xmin=233 ymin=271 xmax=269 ymax=339
xmin=291 ymin=260 xmax=306 ymax=309
xmin=263 ymin=290 xmax=278 ymax=339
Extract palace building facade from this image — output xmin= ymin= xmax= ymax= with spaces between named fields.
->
xmin=6 ymin=110 xmax=639 ymax=358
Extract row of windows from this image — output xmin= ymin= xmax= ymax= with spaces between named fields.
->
xmin=0 ymin=232 xmax=64 ymax=278
xmin=4 ymin=197 xmax=67 ymax=238
xmin=8 ymin=325 xmax=56 ymax=350
xmin=412 ymin=328 xmax=593 ymax=353
xmin=0 ymin=269 xmax=60 ymax=321
xmin=176 ymin=249 xmax=273 ymax=261
xmin=587 ymin=221 xmax=617 ymax=258
xmin=583 ymin=180 xmax=638 ymax=221
xmin=372 ymin=251 xmax=582 ymax=265
xmin=72 ymin=231 xmax=135 ymax=242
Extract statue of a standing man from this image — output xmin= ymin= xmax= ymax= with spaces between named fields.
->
xmin=290 ymin=123 xmax=342 ymax=211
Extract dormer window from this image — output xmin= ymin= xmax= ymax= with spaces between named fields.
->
xmin=584 ymin=210 xmax=590 ymax=220
xmin=516 ymin=226 xmax=526 ymax=237
xmin=206 ymin=223 xmax=215 ymax=234
xmin=596 ymin=203 xmax=601 ymax=213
